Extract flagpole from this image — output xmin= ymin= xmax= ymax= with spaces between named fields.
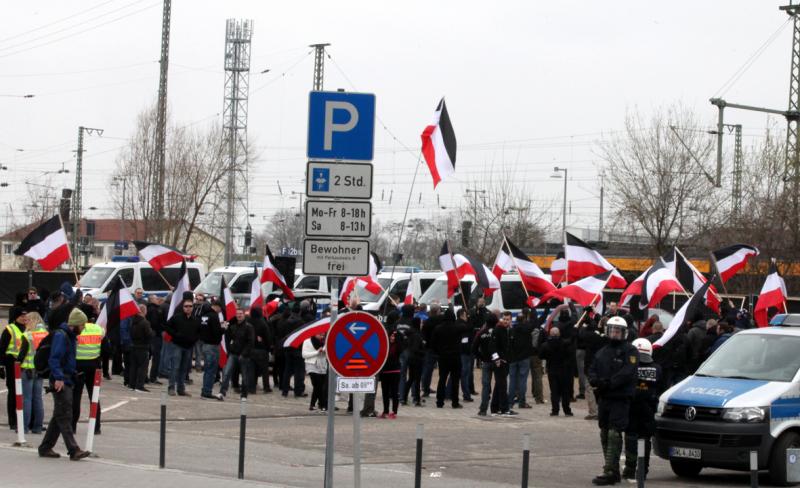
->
xmin=502 ymin=234 xmax=530 ymax=301
xmin=387 ymin=153 xmax=423 ymax=292
xmin=57 ymin=213 xmax=81 ymax=285
xmin=708 ymin=251 xmax=736 ymax=308
xmin=156 ymin=269 xmax=174 ymax=290
xmin=677 ymin=248 xmax=723 ymax=303
xmin=446 ymin=240 xmax=469 ymax=311
xmin=562 ymin=230 xmax=568 ymax=287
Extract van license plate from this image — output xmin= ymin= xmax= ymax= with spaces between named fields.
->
xmin=670 ymin=447 xmax=701 ymax=460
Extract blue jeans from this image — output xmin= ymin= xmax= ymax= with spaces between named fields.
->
xmin=479 ymin=362 xmax=493 ymax=413
xmin=159 ymin=338 xmax=174 ymax=377
xmin=508 ymin=359 xmax=531 ymax=406
xmin=21 ymin=369 xmax=44 ymax=433
xmin=460 ymin=353 xmax=475 ymax=399
xmin=169 ymin=344 xmax=192 ymax=393
xmin=398 ymin=350 xmax=410 ymax=399
xmin=421 ymin=351 xmax=438 ymax=395
xmin=220 ymin=355 xmax=252 ymax=397
xmin=201 ymin=343 xmax=220 ymax=396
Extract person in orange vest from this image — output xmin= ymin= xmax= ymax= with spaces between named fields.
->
xmin=1 ymin=307 xmax=29 ymax=431
xmin=19 ymin=311 xmax=48 ymax=433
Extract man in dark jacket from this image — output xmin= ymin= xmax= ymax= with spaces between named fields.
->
xmin=279 ymin=304 xmax=306 ymax=397
xmin=685 ymin=313 xmax=708 ymax=374
xmin=508 ymin=308 xmax=535 ymax=409
xmin=199 ymin=302 xmax=224 ymax=399
xmin=249 ymin=307 xmax=273 ymax=393
xmin=146 ymin=295 xmax=165 ymax=385
xmin=217 ymin=307 xmax=255 ymax=400
xmin=38 ymin=308 xmax=90 ymax=461
xmin=129 ymin=304 xmax=154 ymax=392
xmin=431 ymin=309 xmax=465 ymax=409
xmin=164 ymin=299 xmax=199 ymax=396
xmin=466 ymin=298 xmax=489 ymax=397
xmin=580 ymin=316 xmax=608 ymax=420
xmin=489 ymin=311 xmax=515 ymax=416
xmin=540 ymin=326 xmax=574 ymax=416
xmin=421 ymin=304 xmax=444 ymax=397
xmin=473 ymin=312 xmax=497 ymax=416
xmin=396 ymin=304 xmax=415 ymax=404
xmin=588 ymin=317 xmax=639 ymax=486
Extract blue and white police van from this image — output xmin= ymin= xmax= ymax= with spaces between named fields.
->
xmin=655 ymin=314 xmax=800 ymax=485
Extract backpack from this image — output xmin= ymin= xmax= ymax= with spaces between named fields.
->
xmin=34 ymin=329 xmax=60 ymax=378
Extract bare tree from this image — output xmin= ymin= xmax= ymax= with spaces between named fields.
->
xmin=600 ymin=104 xmax=725 ymax=254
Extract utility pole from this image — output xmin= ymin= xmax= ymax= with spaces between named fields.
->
xmin=153 ymin=0 xmax=171 ymax=241
xmin=599 ymin=173 xmax=605 ymax=241
xmin=72 ymin=126 xmax=103 ymax=262
xmin=222 ymin=19 xmax=253 ymax=265
xmin=731 ymin=124 xmax=743 ymax=219
xmin=310 ymin=43 xmax=330 ymax=91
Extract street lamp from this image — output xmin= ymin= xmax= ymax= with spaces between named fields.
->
xmin=551 ymin=166 xmax=568 ymax=239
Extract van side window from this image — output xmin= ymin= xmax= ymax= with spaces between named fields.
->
xmin=188 ymin=269 xmax=201 ymax=289
xmin=297 ymin=276 xmax=320 ymax=290
xmin=419 ymin=279 xmax=435 ymax=294
xmin=117 ymin=268 xmax=134 ymax=288
xmin=390 ymin=279 xmax=409 ymax=297
xmin=498 ymin=281 xmax=527 ymax=310
xmin=231 ymin=273 xmax=255 ymax=294
xmin=140 ymin=268 xmax=164 ymax=291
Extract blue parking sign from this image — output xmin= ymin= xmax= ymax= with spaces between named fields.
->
xmin=307 ymin=91 xmax=375 ymax=161
xmin=312 ymin=167 xmax=330 ymax=192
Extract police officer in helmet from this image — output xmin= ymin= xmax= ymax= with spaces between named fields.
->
xmin=588 ymin=316 xmax=639 ymax=485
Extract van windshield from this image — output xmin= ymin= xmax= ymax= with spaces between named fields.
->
xmin=80 ymin=267 xmax=115 ymax=289
xmin=194 ymin=272 xmax=237 ymax=296
xmin=696 ymin=333 xmax=800 ymax=382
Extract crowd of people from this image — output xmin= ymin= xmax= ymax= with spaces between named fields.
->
xmin=1 ymin=281 xmax=758 ymax=483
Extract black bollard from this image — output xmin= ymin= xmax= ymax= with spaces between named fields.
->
xmin=521 ymin=433 xmax=530 ymax=488
xmin=636 ymin=438 xmax=645 ymax=488
xmin=415 ymin=424 xmax=424 ymax=488
xmin=159 ymin=390 xmax=166 ymax=469
xmin=238 ymin=396 xmax=247 ymax=480
xmin=750 ymin=450 xmax=758 ymax=488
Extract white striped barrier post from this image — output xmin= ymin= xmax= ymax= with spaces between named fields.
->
xmin=85 ymin=369 xmax=102 ymax=453
xmin=13 ymin=363 xmax=26 ymax=446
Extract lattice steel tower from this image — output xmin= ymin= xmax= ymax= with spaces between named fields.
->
xmin=222 ymin=19 xmax=253 ymax=265
xmin=153 ymin=0 xmax=171 ymax=240
xmin=731 ymin=124 xmax=743 ymax=218
xmin=310 ymin=43 xmax=330 ymax=91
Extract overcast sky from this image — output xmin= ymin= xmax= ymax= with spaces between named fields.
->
xmin=0 ymin=1 xmax=794 ymax=243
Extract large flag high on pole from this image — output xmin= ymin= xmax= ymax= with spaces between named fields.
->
xmin=538 ymin=271 xmax=612 ymax=307
xmin=97 ymin=276 xmax=139 ymax=329
xmin=167 ymin=260 xmax=191 ymax=320
xmin=672 ymin=248 xmax=720 ymax=313
xmin=754 ymin=259 xmax=788 ymax=327
xmin=133 ymin=240 xmax=185 ymax=271
xmin=261 ymin=245 xmax=294 ymax=301
xmin=439 ymin=241 xmax=460 ymax=298
xmin=712 ymin=244 xmax=759 ymax=283
xmin=491 ymin=243 xmax=514 ymax=280
xmin=564 ymin=233 xmax=626 ymax=288
xmin=639 ymin=258 xmax=685 ymax=309
xmin=550 ymin=252 xmax=566 ymax=285
xmin=460 ymin=254 xmax=500 ymax=297
xmin=654 ymin=279 xmax=713 ymax=349
xmin=13 ymin=215 xmax=70 ymax=271
xmin=504 ymin=237 xmax=557 ymax=295
xmin=421 ymin=98 xmax=456 ymax=189
xmin=619 ymin=268 xmax=648 ymax=308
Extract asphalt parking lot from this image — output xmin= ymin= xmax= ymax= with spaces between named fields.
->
xmin=0 ymin=370 xmax=781 ymax=487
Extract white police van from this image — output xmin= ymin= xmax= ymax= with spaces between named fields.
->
xmin=655 ymin=314 xmax=800 ymax=485
xmin=357 ymin=270 xmax=442 ymax=314
xmin=78 ymin=256 xmax=205 ymax=300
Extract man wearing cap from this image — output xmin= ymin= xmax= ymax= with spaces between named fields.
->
xmin=38 ymin=308 xmax=91 ymax=461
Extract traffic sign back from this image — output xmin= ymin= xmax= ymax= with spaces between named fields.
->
xmin=326 ymin=312 xmax=388 ymax=378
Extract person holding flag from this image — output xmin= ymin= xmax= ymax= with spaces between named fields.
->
xmin=164 ymin=296 xmax=200 ymax=397
xmin=754 ymin=258 xmax=788 ymax=327
xmin=198 ymin=299 xmax=224 ymax=400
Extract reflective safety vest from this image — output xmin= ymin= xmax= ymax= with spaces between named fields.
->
xmin=21 ymin=325 xmax=48 ymax=370
xmin=4 ymin=323 xmax=22 ymax=358
xmin=76 ymin=323 xmax=104 ymax=361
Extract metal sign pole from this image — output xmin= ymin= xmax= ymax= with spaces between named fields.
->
xmin=353 ymin=392 xmax=362 ymax=488
xmin=324 ymin=283 xmax=339 ymax=488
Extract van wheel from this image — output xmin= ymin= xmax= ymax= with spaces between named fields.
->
xmin=670 ymin=459 xmax=702 ymax=478
xmin=769 ymin=431 xmax=800 ymax=486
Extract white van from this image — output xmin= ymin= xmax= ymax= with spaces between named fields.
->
xmin=194 ymin=266 xmax=261 ymax=306
xmin=357 ymin=271 xmax=442 ymax=313
xmin=78 ymin=257 xmax=206 ymax=300
xmin=654 ymin=314 xmax=800 ymax=485
xmin=417 ymin=272 xmax=529 ymax=315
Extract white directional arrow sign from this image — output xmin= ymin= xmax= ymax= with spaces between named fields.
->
xmin=348 ymin=322 xmax=368 ymax=335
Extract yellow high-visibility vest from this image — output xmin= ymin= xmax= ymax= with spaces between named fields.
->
xmin=4 ymin=323 xmax=22 ymax=358
xmin=76 ymin=323 xmax=104 ymax=361
xmin=21 ymin=325 xmax=48 ymax=370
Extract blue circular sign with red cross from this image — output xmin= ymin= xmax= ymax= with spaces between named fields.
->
xmin=326 ymin=311 xmax=388 ymax=378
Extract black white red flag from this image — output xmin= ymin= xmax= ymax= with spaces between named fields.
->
xmin=639 ymin=258 xmax=685 ymax=309
xmin=671 ymin=248 xmax=721 ymax=313
xmin=550 ymin=252 xmax=566 ymax=285
xmin=133 ymin=240 xmax=185 ymax=271
xmin=167 ymin=260 xmax=191 ymax=320
xmin=491 ymin=243 xmax=514 ymax=280
xmin=97 ymin=276 xmax=139 ymax=329
xmin=249 ymin=265 xmax=263 ymax=313
xmin=565 ymin=233 xmax=627 ymax=288
xmin=283 ymin=317 xmax=332 ymax=348
xmin=220 ymin=276 xmax=237 ymax=322
xmin=504 ymin=237 xmax=557 ymax=295
xmin=754 ymin=259 xmax=788 ymax=327
xmin=654 ymin=279 xmax=713 ymax=349
xmin=421 ymin=98 xmax=456 ymax=189
xmin=404 ymin=271 xmax=415 ymax=305
xmin=439 ymin=241 xmax=460 ymax=298
xmin=539 ymin=271 xmax=612 ymax=307
xmin=712 ymin=244 xmax=759 ymax=283
xmin=619 ymin=268 xmax=648 ymax=308
xmin=261 ymin=245 xmax=294 ymax=300
xmin=460 ymin=254 xmax=500 ymax=297
xmin=13 ymin=215 xmax=70 ymax=271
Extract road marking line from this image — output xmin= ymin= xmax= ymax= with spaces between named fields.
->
xmin=0 ymin=389 xmax=7 ymax=394
xmin=102 ymin=400 xmax=129 ymax=413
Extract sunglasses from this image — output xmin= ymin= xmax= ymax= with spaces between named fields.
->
xmin=183 ymin=305 xmax=193 ymax=309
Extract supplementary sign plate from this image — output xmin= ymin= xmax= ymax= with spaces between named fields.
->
xmin=305 ymin=200 xmax=371 ymax=238
xmin=336 ymin=377 xmax=376 ymax=393
xmin=302 ymin=239 xmax=370 ymax=276
xmin=306 ymin=161 xmax=373 ymax=199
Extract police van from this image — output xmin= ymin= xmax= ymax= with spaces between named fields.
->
xmin=357 ymin=270 xmax=441 ymax=314
xmin=654 ymin=314 xmax=800 ymax=486
xmin=78 ymin=256 xmax=205 ymax=300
